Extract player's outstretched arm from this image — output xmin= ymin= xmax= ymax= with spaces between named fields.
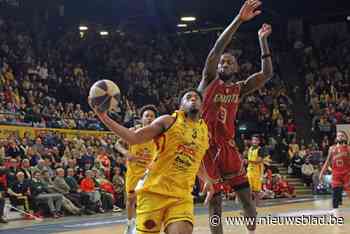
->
xmin=319 ymin=146 xmax=333 ymax=183
xmin=95 ymin=111 xmax=172 ymax=145
xmin=240 ymin=23 xmax=273 ymax=97
xmin=198 ymin=0 xmax=262 ymax=93
xmin=197 ymin=162 xmax=215 ymax=205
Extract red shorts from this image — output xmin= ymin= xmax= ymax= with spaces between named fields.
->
xmin=332 ymin=172 xmax=350 ymax=190
xmin=203 ymin=143 xmax=248 ymax=192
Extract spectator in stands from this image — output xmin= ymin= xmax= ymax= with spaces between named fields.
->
xmin=53 ymin=168 xmax=82 ymax=209
xmin=273 ymin=175 xmax=296 ymax=198
xmin=30 ymin=171 xmax=63 ymax=218
xmin=95 ymin=171 xmax=114 ymax=211
xmin=290 ymin=152 xmax=304 ymax=178
xmin=6 ymin=158 xmax=18 ymax=187
xmin=286 ymin=118 xmax=297 ymax=141
xmin=27 ymin=147 xmax=40 ymax=167
xmin=301 ymin=159 xmax=314 ymax=187
xmin=112 ymin=166 xmax=125 ymax=209
xmin=0 ymin=140 xmax=6 ymax=160
xmin=19 ymin=158 xmax=32 ymax=179
xmin=79 ymin=146 xmax=95 ymax=169
xmin=6 ymin=140 xmax=21 ymax=160
xmin=7 ymin=171 xmax=31 ymax=213
xmin=41 ymin=170 xmax=81 ymax=215
xmin=96 ymin=147 xmax=111 ymax=179
xmin=80 ymin=170 xmax=104 ymax=213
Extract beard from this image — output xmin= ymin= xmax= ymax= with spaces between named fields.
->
xmin=336 ymin=140 xmax=348 ymax=145
xmin=219 ymin=72 xmax=238 ymax=82
xmin=190 ymin=109 xmax=199 ymax=114
xmin=184 ymin=106 xmax=199 ymax=117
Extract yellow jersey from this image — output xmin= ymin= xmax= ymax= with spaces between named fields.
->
xmin=128 ymin=125 xmax=157 ymax=176
xmin=136 ymin=111 xmax=209 ymax=199
xmin=247 ymin=146 xmax=263 ymax=175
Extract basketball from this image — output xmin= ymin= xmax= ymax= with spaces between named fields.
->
xmin=88 ymin=80 xmax=121 ymax=112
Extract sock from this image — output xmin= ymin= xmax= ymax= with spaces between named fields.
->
xmin=128 ymin=219 xmax=135 ymax=225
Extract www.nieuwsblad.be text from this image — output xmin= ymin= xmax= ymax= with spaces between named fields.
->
xmin=209 ymin=215 xmax=344 ymax=226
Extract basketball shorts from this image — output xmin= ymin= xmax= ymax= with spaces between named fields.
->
xmin=332 ymin=172 xmax=350 ymax=190
xmin=203 ymin=143 xmax=248 ymax=192
xmin=126 ymin=172 xmax=145 ymax=194
xmin=136 ymin=192 xmax=194 ymax=234
xmin=247 ymin=172 xmax=262 ymax=192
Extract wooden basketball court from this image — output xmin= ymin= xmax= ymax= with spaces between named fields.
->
xmin=58 ymin=198 xmax=350 ymax=234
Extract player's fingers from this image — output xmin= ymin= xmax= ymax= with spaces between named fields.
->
xmin=252 ymin=1 xmax=262 ymax=9
xmin=245 ymin=0 xmax=255 ymax=8
xmin=204 ymin=190 xmax=214 ymax=206
xmin=254 ymin=10 xmax=262 ymax=16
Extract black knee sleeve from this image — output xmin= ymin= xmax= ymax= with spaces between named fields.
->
xmin=209 ymin=192 xmax=222 ymax=216
xmin=333 ymin=187 xmax=343 ymax=209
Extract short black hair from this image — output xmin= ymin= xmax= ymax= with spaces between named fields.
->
xmin=178 ymin=88 xmax=203 ymax=105
xmin=140 ymin=105 xmax=159 ymax=117
xmin=251 ymin=134 xmax=260 ymax=139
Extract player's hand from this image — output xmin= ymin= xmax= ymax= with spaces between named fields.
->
xmin=88 ymin=98 xmax=108 ymax=118
xmin=319 ymin=175 xmax=324 ymax=184
xmin=238 ymin=0 xmax=262 ymax=22
xmin=203 ymin=181 xmax=215 ymax=206
xmin=115 ymin=142 xmax=129 ymax=156
xmin=258 ymin=23 xmax=272 ymax=40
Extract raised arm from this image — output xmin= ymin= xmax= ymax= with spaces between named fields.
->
xmin=198 ymin=0 xmax=262 ymax=93
xmin=319 ymin=146 xmax=333 ymax=183
xmin=240 ymin=23 xmax=274 ymax=97
xmin=95 ymin=112 xmax=173 ymax=145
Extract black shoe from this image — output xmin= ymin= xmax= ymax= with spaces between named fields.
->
xmin=0 ymin=217 xmax=8 ymax=224
xmin=85 ymin=209 xmax=95 ymax=215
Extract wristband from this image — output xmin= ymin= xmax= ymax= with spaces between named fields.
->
xmin=261 ymin=54 xmax=272 ymax=59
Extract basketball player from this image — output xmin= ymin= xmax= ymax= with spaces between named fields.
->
xmin=319 ymin=130 xmax=350 ymax=210
xmin=91 ymin=89 xmax=215 ymax=234
xmin=247 ymin=135 xmax=264 ymax=207
xmin=115 ymin=105 xmax=158 ymax=234
xmin=197 ymin=1 xmax=273 ymax=233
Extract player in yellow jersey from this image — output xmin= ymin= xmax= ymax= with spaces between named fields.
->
xmin=115 ymin=105 xmax=158 ymax=234
xmin=91 ymin=89 xmax=214 ymax=234
xmin=247 ymin=135 xmax=264 ymax=206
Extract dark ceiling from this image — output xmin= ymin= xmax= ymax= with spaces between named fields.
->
xmin=4 ymin=0 xmax=350 ymax=31
xmin=62 ymin=0 xmax=350 ymax=28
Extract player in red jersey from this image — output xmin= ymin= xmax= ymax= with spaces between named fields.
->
xmin=320 ymin=130 xmax=350 ymax=210
xmin=197 ymin=1 xmax=273 ymax=233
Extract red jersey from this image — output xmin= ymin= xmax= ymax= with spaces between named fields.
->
xmin=331 ymin=144 xmax=350 ymax=175
xmin=202 ymin=78 xmax=241 ymax=145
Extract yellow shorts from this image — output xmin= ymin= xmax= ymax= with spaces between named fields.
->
xmin=136 ymin=192 xmax=194 ymax=234
xmin=247 ymin=173 xmax=262 ymax=192
xmin=126 ymin=173 xmax=144 ymax=194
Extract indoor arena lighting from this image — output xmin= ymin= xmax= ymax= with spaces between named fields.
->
xmin=100 ymin=31 xmax=109 ymax=36
xmin=347 ymin=16 xmax=350 ymax=21
xmin=79 ymin=25 xmax=88 ymax=31
xmin=181 ymin=16 xmax=196 ymax=22
xmin=177 ymin=24 xmax=188 ymax=28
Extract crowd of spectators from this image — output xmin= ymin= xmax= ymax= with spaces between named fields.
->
xmin=0 ymin=14 xmax=302 ymax=222
xmin=0 ymin=132 xmax=126 ymax=221
xmin=288 ymin=32 xmax=350 ymax=195
xmin=296 ymin=35 xmax=350 ymax=143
